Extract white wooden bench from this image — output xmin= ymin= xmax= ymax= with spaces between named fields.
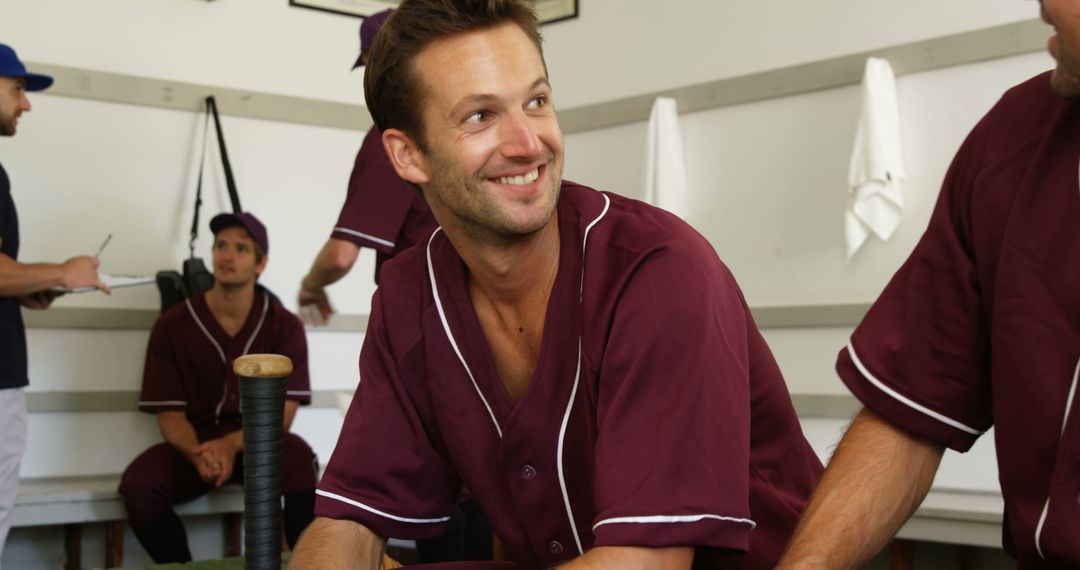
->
xmin=12 ymin=475 xmax=244 ymax=569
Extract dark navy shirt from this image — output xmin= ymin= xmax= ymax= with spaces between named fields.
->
xmin=0 ymin=163 xmax=27 ymax=389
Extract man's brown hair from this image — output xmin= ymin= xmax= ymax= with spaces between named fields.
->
xmin=363 ymin=0 xmax=545 ymax=149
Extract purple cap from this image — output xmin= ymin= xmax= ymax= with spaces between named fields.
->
xmin=352 ymin=9 xmax=393 ymax=70
xmin=210 ymin=212 xmax=269 ymax=255
xmin=0 ymin=44 xmax=53 ymax=91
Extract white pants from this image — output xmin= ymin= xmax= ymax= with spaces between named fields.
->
xmin=0 ymin=388 xmax=27 ymax=570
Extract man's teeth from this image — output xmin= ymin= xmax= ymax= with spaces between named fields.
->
xmin=496 ymin=168 xmax=539 ymax=186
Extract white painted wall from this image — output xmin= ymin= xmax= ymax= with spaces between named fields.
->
xmin=564 ymin=51 xmax=1054 ymax=307
xmin=542 ymin=0 xmax=1039 ymax=108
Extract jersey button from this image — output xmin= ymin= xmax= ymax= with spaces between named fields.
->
xmin=521 ymin=465 xmax=536 ymax=480
xmin=548 ymin=540 xmax=563 ymax=554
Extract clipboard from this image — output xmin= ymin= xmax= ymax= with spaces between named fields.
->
xmin=50 ymin=273 xmax=156 ymax=294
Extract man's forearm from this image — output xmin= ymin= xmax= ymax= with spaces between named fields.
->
xmin=777 ymin=408 xmax=945 ymax=569
xmin=302 ymin=239 xmax=360 ymax=291
xmin=0 ymin=256 xmax=66 ymax=297
xmin=157 ymin=411 xmax=202 ymax=459
xmin=559 ymin=546 xmax=693 ymax=570
xmin=290 ymin=516 xmax=386 ymax=570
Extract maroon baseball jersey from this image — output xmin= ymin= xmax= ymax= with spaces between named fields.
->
xmin=138 ymin=288 xmax=312 ymax=438
xmin=837 ymin=71 xmax=1080 ymax=567
xmin=332 ymin=128 xmax=438 ymax=282
xmin=317 ymin=182 xmax=822 ymax=569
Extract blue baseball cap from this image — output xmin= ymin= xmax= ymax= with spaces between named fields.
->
xmin=0 ymin=44 xmax=53 ymax=92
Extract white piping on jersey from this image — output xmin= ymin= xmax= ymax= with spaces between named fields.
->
xmin=139 ymin=400 xmax=187 ymax=407
xmin=592 ymin=513 xmax=757 ymax=532
xmin=333 ymin=226 xmax=396 ymax=249
xmin=186 ymin=299 xmax=227 ymax=364
xmin=186 ymin=295 xmax=271 ymax=424
xmin=241 ymin=295 xmax=270 ymax=356
xmin=1034 ymin=355 xmax=1080 ymax=560
xmin=556 ymin=192 xmax=610 ymax=557
xmin=558 ymin=338 xmax=586 ymax=556
xmin=1052 ymin=161 xmax=1080 ymax=557
xmin=316 ymin=489 xmax=452 ymax=524
xmin=426 ymin=228 xmax=503 ymax=438
xmin=846 ymin=342 xmax=983 ymax=436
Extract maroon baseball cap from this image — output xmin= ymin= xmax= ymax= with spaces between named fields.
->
xmin=210 ymin=212 xmax=269 ymax=254
xmin=352 ymin=8 xmax=393 ymax=70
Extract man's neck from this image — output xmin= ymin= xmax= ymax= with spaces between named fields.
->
xmin=204 ymin=282 xmax=257 ymax=336
xmin=450 ymin=213 xmax=561 ymax=308
xmin=445 ymin=214 xmax=561 ymax=403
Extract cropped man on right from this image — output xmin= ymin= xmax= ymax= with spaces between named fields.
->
xmin=780 ymin=1 xmax=1080 ymax=567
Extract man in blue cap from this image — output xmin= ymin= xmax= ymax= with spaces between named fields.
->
xmin=0 ymin=44 xmax=107 ymax=562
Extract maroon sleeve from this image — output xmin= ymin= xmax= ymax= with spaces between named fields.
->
xmin=274 ymin=305 xmax=312 ymax=405
xmin=590 ymin=241 xmax=755 ymax=553
xmin=331 ymin=129 xmax=416 ymax=253
xmin=837 ymin=109 xmax=997 ymax=452
xmin=315 ymin=289 xmax=458 ymax=539
xmin=138 ymin=316 xmax=188 ymax=414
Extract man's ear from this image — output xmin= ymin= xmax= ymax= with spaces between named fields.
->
xmin=382 ymin=128 xmax=430 ymax=186
xmin=255 ymin=255 xmax=268 ymax=276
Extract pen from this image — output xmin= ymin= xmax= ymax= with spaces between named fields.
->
xmin=94 ymin=234 xmax=112 ymax=259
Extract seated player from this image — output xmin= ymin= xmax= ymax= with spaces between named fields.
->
xmin=291 ymin=2 xmax=823 ymax=568
xmin=119 ymin=212 xmax=316 ymax=563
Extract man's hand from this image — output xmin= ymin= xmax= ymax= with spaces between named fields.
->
xmin=192 ymin=436 xmax=240 ymax=487
xmin=61 ymin=256 xmax=110 ymax=293
xmin=188 ymin=451 xmax=219 ymax=483
xmin=18 ymin=290 xmax=60 ymax=309
xmin=298 ymin=281 xmax=333 ymax=326
xmin=298 ymin=238 xmax=360 ymax=326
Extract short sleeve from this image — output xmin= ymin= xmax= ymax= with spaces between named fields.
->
xmin=838 ymin=115 xmax=995 ymax=452
xmin=139 ymin=318 xmax=188 ymax=413
xmin=590 ymin=241 xmax=755 ymax=553
xmin=331 ymin=129 xmax=415 ymax=253
xmin=275 ymin=308 xmax=312 ymax=404
xmin=315 ymin=289 xmax=459 ymax=539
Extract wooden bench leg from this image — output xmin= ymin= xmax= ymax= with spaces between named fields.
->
xmin=224 ymin=512 xmax=243 ymax=557
xmin=889 ymin=539 xmax=914 ymax=570
xmin=105 ymin=520 xmax=124 ymax=568
xmin=64 ymin=523 xmax=82 ymax=570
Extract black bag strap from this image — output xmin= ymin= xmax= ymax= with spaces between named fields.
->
xmin=207 ymin=96 xmax=242 ymax=213
xmin=189 ymin=107 xmax=211 ymax=258
xmin=188 ymin=96 xmax=243 ymax=257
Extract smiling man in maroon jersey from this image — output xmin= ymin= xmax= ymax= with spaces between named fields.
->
xmin=291 ymin=1 xmax=821 ymax=569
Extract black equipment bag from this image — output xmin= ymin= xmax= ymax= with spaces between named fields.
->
xmin=157 ymin=96 xmax=243 ymax=312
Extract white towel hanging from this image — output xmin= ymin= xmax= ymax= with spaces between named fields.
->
xmin=644 ymin=97 xmax=689 ymax=220
xmin=846 ymin=57 xmax=906 ymax=260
